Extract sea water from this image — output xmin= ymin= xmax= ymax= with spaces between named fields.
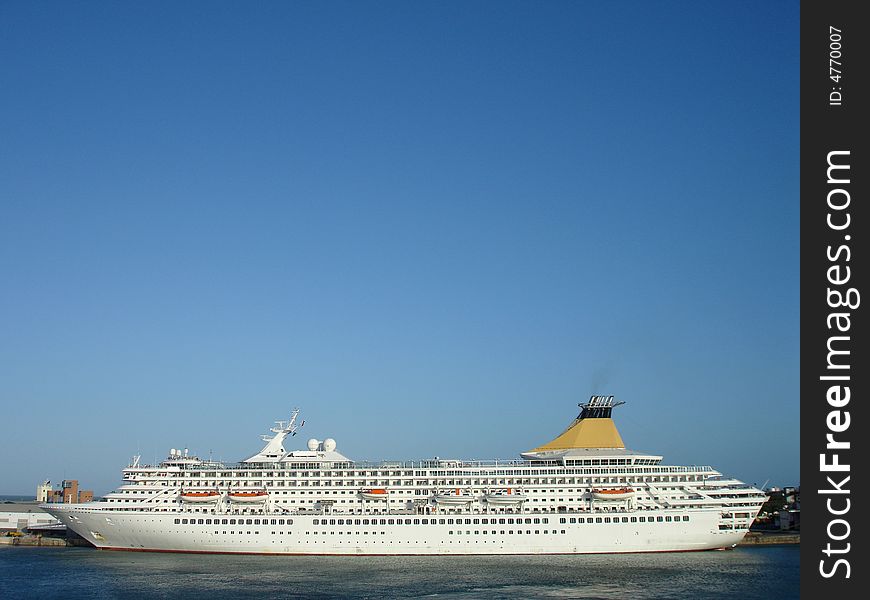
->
xmin=0 ymin=545 xmax=798 ymax=599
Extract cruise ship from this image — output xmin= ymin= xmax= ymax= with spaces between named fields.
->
xmin=43 ymin=396 xmax=767 ymax=554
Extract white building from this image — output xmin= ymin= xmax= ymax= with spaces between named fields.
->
xmin=0 ymin=503 xmax=62 ymax=531
xmin=36 ymin=480 xmax=52 ymax=503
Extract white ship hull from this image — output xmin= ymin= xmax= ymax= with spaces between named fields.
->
xmin=44 ymin=399 xmax=765 ymax=555
xmin=45 ymin=504 xmax=747 ymax=555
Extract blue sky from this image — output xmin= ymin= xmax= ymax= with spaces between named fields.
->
xmin=1 ymin=1 xmax=798 ymax=495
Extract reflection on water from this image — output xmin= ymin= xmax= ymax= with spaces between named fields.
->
xmin=1 ymin=545 xmax=798 ymax=599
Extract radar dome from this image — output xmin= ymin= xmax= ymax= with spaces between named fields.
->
xmin=323 ymin=438 xmax=336 ymax=452
xmin=307 ymin=438 xmax=320 ymax=451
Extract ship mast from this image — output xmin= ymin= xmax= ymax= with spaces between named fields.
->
xmin=244 ymin=408 xmax=305 ymax=462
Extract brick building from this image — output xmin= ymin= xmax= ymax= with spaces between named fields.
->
xmin=42 ymin=479 xmax=94 ymax=504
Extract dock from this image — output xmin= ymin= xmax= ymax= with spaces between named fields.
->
xmin=739 ymin=531 xmax=800 ymax=545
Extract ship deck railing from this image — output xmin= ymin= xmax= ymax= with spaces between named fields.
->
xmin=125 ymin=459 xmax=718 ymax=475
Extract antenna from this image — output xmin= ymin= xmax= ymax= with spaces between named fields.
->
xmin=287 ymin=408 xmax=304 ymax=436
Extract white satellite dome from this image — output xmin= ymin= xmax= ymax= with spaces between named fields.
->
xmin=323 ymin=438 xmax=336 ymax=452
xmin=307 ymin=438 xmax=320 ymax=451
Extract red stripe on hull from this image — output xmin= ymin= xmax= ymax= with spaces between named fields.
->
xmin=98 ymin=546 xmax=735 ymax=556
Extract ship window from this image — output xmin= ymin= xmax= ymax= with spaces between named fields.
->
xmin=464 ymin=519 xmax=471 ymax=525
xmin=621 ymin=517 xmax=628 ymax=523
xmin=439 ymin=519 xmax=445 ymax=524
xmin=182 ymin=519 xmax=188 ymax=524
xmin=206 ymin=519 xmax=212 ymax=524
xmin=254 ymin=519 xmax=261 ymax=525
xmin=604 ymin=517 xmax=611 ymax=523
xmin=595 ymin=518 xmax=602 ymax=523
xmin=363 ymin=519 xmax=370 ymax=525
xmin=337 ymin=519 xmax=344 ymax=525
xmin=329 ymin=519 xmax=336 ymax=525
xmin=246 ymin=519 xmax=253 ymax=525
xmin=422 ymin=519 xmax=429 ymax=524
xmin=560 ymin=518 xmax=566 ymax=524
xmin=355 ymin=519 xmax=361 ymax=525
xmin=404 ymin=519 xmax=412 ymax=525
xmin=665 ymin=516 xmax=672 ymax=522
xmin=174 ymin=519 xmax=180 ymax=524
xmin=198 ymin=519 xmax=204 ymax=524
xmin=388 ymin=519 xmax=395 ymax=525
xmin=222 ymin=519 xmax=228 ymax=524
xmin=657 ymin=517 xmax=664 ymax=522
xmin=639 ymin=517 xmax=646 ymax=522
xmin=473 ymin=519 xmax=479 ymax=525
xmin=278 ymin=519 xmax=284 ymax=525
xmin=630 ymin=517 xmax=637 ymax=522
xmin=683 ymin=516 xmax=690 ymax=521
xmin=533 ymin=518 xmax=540 ymax=524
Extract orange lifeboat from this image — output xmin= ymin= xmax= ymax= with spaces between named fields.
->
xmin=359 ymin=488 xmax=389 ymax=500
xmin=434 ymin=488 xmax=476 ymax=505
xmin=591 ymin=488 xmax=635 ymax=500
xmin=180 ymin=490 xmax=221 ymax=504
xmin=228 ymin=490 xmax=268 ymax=503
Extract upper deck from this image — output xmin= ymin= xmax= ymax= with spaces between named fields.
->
xmin=122 ymin=397 xmax=717 ymax=478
